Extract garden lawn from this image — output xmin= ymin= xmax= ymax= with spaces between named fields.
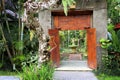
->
xmin=97 ymin=74 xmax=120 ymax=80
xmin=0 ymin=71 xmax=18 ymax=76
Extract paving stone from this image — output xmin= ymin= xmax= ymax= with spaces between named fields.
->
xmin=56 ymin=60 xmax=92 ymax=71
xmin=53 ymin=71 xmax=98 ymax=80
xmin=0 ymin=76 xmax=20 ymax=80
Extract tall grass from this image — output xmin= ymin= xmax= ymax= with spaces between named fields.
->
xmin=19 ymin=62 xmax=54 ymax=80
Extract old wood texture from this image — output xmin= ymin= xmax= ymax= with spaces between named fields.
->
xmin=87 ymin=28 xmax=97 ymax=69
xmin=48 ymin=29 xmax=60 ymax=67
xmin=54 ymin=15 xmax=91 ymax=30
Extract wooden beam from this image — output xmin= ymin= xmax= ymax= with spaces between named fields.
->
xmin=52 ymin=10 xmax=93 ymax=16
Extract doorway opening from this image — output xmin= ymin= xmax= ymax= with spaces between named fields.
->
xmin=50 ymin=10 xmax=97 ymax=69
xmin=59 ymin=30 xmax=87 ymax=61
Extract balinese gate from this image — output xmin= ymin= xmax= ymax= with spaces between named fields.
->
xmin=49 ymin=10 xmax=97 ymax=69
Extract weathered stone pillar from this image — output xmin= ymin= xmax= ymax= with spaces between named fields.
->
xmin=39 ymin=10 xmax=52 ymax=35
xmin=93 ymin=8 xmax=107 ymax=68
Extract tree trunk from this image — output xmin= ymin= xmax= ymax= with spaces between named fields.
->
xmin=23 ymin=0 xmax=59 ymax=67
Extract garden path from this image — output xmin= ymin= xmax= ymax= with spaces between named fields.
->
xmin=53 ymin=71 xmax=98 ymax=80
xmin=56 ymin=60 xmax=92 ymax=71
xmin=0 ymin=76 xmax=20 ymax=80
xmin=53 ymin=60 xmax=98 ymax=80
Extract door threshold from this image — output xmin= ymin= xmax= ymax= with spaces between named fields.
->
xmin=55 ymin=60 xmax=92 ymax=71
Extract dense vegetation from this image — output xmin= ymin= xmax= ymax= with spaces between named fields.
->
xmin=96 ymin=0 xmax=120 ymax=79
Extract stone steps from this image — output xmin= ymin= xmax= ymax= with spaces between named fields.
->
xmin=55 ymin=60 xmax=92 ymax=71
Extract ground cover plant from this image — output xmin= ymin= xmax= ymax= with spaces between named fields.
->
xmin=97 ymin=74 xmax=120 ymax=80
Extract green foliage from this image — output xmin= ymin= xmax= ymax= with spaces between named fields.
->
xmin=59 ymin=31 xmax=65 ymax=42
xmin=107 ymin=23 xmax=114 ymax=32
xmin=59 ymin=30 xmax=86 ymax=54
xmin=19 ymin=62 xmax=54 ymax=80
xmin=107 ymin=24 xmax=120 ymax=52
xmin=21 ymin=51 xmax=38 ymax=67
xmin=0 ymin=71 xmax=17 ymax=76
xmin=99 ymin=23 xmax=120 ymax=76
xmin=39 ymin=63 xmax=54 ymax=80
xmin=115 ymin=0 xmax=120 ymax=13
xmin=14 ymin=41 xmax=24 ymax=51
xmin=97 ymin=73 xmax=120 ymax=80
xmin=12 ymin=54 xmax=26 ymax=69
xmin=0 ymin=23 xmax=38 ymax=70
xmin=107 ymin=0 xmax=120 ymax=24
xmin=62 ymin=0 xmax=75 ymax=16
xmin=100 ymin=38 xmax=112 ymax=49
xmin=101 ymin=55 xmax=120 ymax=75
xmin=101 ymin=24 xmax=120 ymax=52
xmin=0 ymin=40 xmax=6 ymax=53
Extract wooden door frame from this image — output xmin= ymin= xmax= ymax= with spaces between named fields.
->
xmin=50 ymin=10 xmax=97 ymax=69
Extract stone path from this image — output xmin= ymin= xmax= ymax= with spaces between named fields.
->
xmin=54 ymin=60 xmax=98 ymax=80
xmin=0 ymin=76 xmax=20 ymax=80
xmin=56 ymin=60 xmax=92 ymax=71
xmin=53 ymin=71 xmax=98 ymax=80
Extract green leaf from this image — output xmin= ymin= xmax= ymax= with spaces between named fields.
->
xmin=116 ymin=0 xmax=120 ymax=2
xmin=62 ymin=0 xmax=68 ymax=16
xmin=62 ymin=0 xmax=75 ymax=16
xmin=100 ymin=38 xmax=106 ymax=43
xmin=30 ymin=30 xmax=35 ymax=41
xmin=14 ymin=41 xmax=23 ymax=50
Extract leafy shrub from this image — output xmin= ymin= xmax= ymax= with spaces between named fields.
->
xmin=97 ymin=54 xmax=120 ymax=76
xmin=21 ymin=51 xmax=38 ymax=67
xmin=107 ymin=24 xmax=120 ymax=52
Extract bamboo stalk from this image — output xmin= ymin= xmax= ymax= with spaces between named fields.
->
xmin=18 ymin=2 xmax=24 ymax=54
xmin=2 ymin=0 xmax=15 ymax=55
xmin=0 ymin=23 xmax=14 ymax=65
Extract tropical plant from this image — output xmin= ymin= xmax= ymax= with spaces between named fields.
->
xmin=100 ymin=38 xmax=112 ymax=49
xmin=107 ymin=24 xmax=120 ymax=52
xmin=99 ymin=24 xmax=120 ymax=75
xmin=19 ymin=62 xmax=54 ymax=80
xmin=62 ymin=0 xmax=75 ymax=16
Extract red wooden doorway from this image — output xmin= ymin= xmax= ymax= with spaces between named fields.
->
xmin=49 ymin=11 xmax=97 ymax=69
